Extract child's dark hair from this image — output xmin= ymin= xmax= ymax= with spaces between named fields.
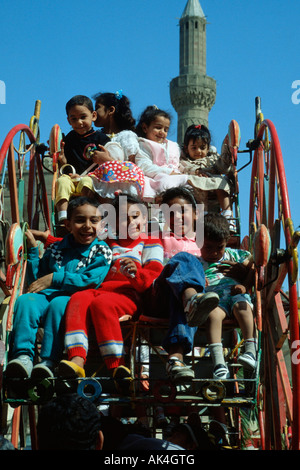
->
xmin=135 ymin=105 xmax=171 ymax=137
xmin=66 ymin=95 xmax=94 ymax=115
xmin=204 ymin=212 xmax=230 ymax=241
xmin=93 ymin=92 xmax=136 ymax=131
xmin=111 ymin=193 xmax=147 ymax=217
xmin=67 ymin=196 xmax=100 ymax=220
xmin=160 ymin=186 xmax=197 ymax=211
xmin=182 ymin=124 xmax=212 ymax=159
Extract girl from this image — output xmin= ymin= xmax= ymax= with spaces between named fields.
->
xmin=87 ymin=91 xmax=145 ymax=200
xmin=142 ymin=187 xmax=219 ymax=382
xmin=58 ymin=194 xmax=164 ymax=392
xmin=159 ymin=186 xmax=202 ymax=261
xmin=135 ymin=106 xmax=189 ymax=201
xmin=180 ymin=124 xmax=236 ymax=231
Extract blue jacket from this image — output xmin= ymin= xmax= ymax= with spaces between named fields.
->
xmin=26 ymin=234 xmax=112 ymax=295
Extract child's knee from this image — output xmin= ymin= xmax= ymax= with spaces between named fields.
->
xmin=233 ymin=301 xmax=252 ymax=315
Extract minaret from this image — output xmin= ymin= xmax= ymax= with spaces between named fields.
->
xmin=170 ymin=0 xmax=216 ymax=144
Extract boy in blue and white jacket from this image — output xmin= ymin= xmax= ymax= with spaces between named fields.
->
xmin=6 ymin=196 xmax=112 ymax=379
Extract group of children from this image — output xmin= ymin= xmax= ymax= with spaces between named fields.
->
xmin=5 ymin=90 xmax=257 ymax=390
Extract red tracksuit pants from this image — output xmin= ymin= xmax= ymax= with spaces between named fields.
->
xmin=64 ymin=284 xmax=140 ymax=370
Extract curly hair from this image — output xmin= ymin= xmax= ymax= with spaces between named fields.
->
xmin=93 ymin=92 xmax=136 ymax=131
xmin=37 ymin=393 xmax=102 ymax=450
xmin=135 ymin=105 xmax=171 ymax=137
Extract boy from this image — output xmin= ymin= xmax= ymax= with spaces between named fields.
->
xmin=199 ymin=212 xmax=256 ymax=379
xmin=5 ymin=197 xmax=112 ymax=379
xmin=55 ymin=95 xmax=111 ymax=223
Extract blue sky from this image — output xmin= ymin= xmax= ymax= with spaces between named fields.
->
xmin=0 ymin=0 xmax=299 ymax=244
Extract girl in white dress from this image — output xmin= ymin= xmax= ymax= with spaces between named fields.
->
xmin=135 ymin=106 xmax=189 ymax=201
xmin=180 ymin=124 xmax=236 ymax=231
xmin=87 ymin=91 xmax=145 ymax=199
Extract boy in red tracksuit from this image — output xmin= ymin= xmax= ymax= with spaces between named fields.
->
xmin=58 ymin=194 xmax=164 ymax=390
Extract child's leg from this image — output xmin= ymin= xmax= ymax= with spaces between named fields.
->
xmin=64 ymin=289 xmax=98 ymax=365
xmin=89 ymin=290 xmax=138 ymax=371
xmin=40 ymin=295 xmax=71 ymax=363
xmin=205 ymin=307 xmax=229 ymax=379
xmin=77 ymin=176 xmax=96 ymax=199
xmin=55 ymin=175 xmax=76 ymax=221
xmin=216 ymin=190 xmax=231 ymax=212
xmin=232 ymin=301 xmax=257 ymax=369
xmin=10 ymin=293 xmax=49 ymax=360
xmin=6 ymin=293 xmax=50 ymax=377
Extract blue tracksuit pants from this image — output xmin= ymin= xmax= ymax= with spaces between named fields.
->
xmin=10 ymin=291 xmax=70 ymax=363
xmin=150 ymin=252 xmax=206 ymax=354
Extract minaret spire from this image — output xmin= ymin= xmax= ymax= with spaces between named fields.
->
xmin=170 ymin=0 xmax=216 ymax=144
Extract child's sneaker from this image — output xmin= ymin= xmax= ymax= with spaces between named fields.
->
xmin=185 ymin=292 xmax=219 ymax=327
xmin=238 ymin=352 xmax=257 ymax=370
xmin=113 ymin=365 xmax=133 ymax=395
xmin=58 ymin=359 xmax=85 ymax=378
xmin=213 ymin=363 xmax=230 ymax=380
xmin=31 ymin=360 xmax=56 ymax=379
xmin=5 ymin=355 xmax=33 ymax=378
xmin=166 ymin=357 xmax=195 ymax=382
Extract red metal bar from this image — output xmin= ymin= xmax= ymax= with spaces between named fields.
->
xmin=256 ymin=119 xmax=300 ymax=449
xmin=0 ymin=124 xmax=36 ymax=173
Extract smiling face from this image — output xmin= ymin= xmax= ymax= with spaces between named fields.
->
xmin=67 ymin=105 xmax=97 ymax=135
xmin=65 ymin=203 xmax=102 ymax=245
xmin=142 ymin=115 xmax=170 ymax=143
xmin=164 ymin=196 xmax=198 ymax=239
xmin=186 ymin=137 xmax=209 ymax=160
xmin=116 ymin=202 xmax=147 ymax=240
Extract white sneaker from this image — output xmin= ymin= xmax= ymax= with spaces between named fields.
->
xmin=166 ymin=357 xmax=195 ymax=382
xmin=213 ymin=363 xmax=230 ymax=380
xmin=185 ymin=292 xmax=219 ymax=327
xmin=238 ymin=352 xmax=257 ymax=370
xmin=5 ymin=355 xmax=33 ymax=378
xmin=31 ymin=360 xmax=55 ymax=379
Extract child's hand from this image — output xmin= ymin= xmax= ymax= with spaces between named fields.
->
xmin=27 ymin=273 xmax=53 ymax=293
xmin=120 ymin=258 xmax=137 ymax=278
xmin=92 ymin=145 xmax=113 ymax=164
xmin=25 ymin=230 xmax=38 ymax=249
xmin=57 ymin=141 xmax=67 ymax=167
xmin=218 ymin=261 xmax=247 ymax=281
xmin=29 ymin=229 xmax=50 ymax=244
xmin=195 ymin=169 xmax=209 ymax=177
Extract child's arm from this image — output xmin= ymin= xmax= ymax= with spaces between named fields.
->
xmin=57 ymin=141 xmax=67 ymax=167
xmin=92 ymin=145 xmax=113 ymax=164
xmin=51 ymin=243 xmax=112 ymax=293
xmin=124 ymin=240 xmax=164 ymax=292
xmin=218 ymin=255 xmax=255 ymax=290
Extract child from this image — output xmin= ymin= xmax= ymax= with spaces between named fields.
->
xmin=159 ymin=186 xmax=202 ymax=261
xmin=55 ymin=95 xmax=111 ymax=222
xmin=5 ymin=197 xmax=112 ymax=379
xmin=142 ymin=187 xmax=219 ymax=382
xmin=58 ymin=194 xmax=164 ymax=392
xmin=180 ymin=124 xmax=236 ymax=231
xmin=88 ymin=91 xmax=145 ymax=200
xmin=135 ymin=106 xmax=189 ymax=201
xmin=198 ymin=212 xmax=256 ymax=379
